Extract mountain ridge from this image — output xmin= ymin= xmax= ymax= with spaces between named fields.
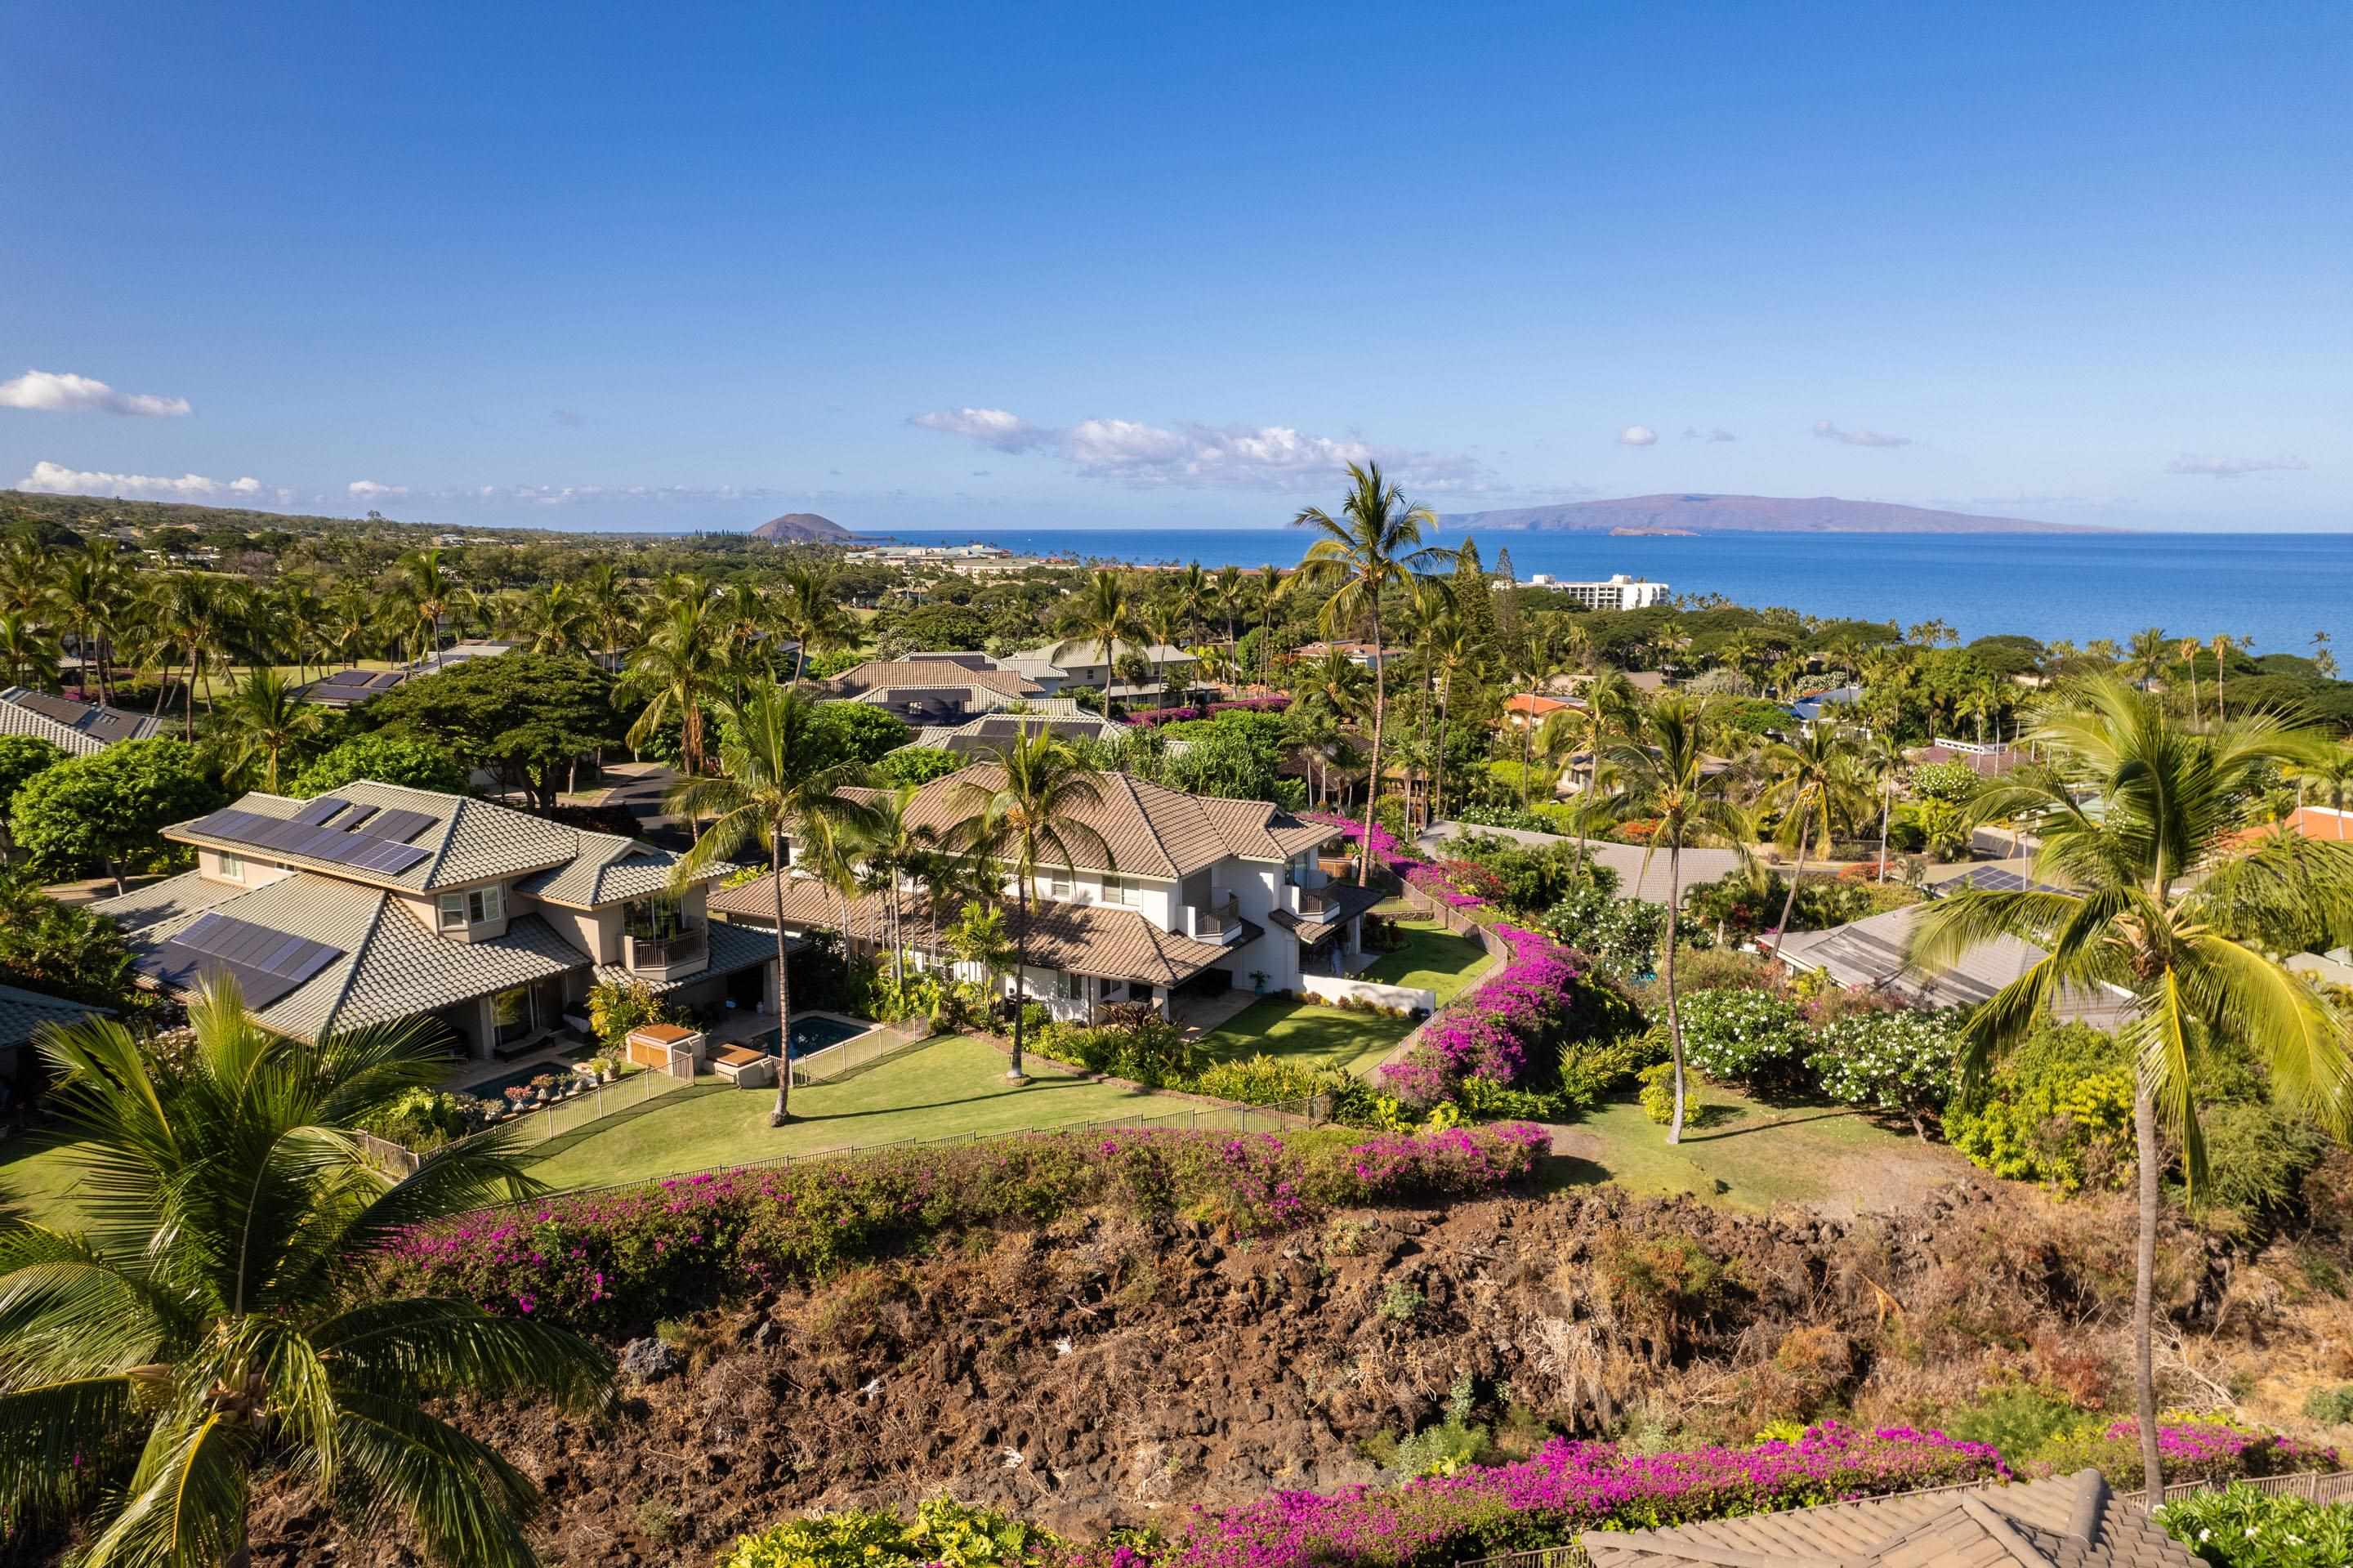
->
xmin=1436 ymin=493 xmax=2115 ymax=534
xmin=748 ymin=511 xmax=851 ymax=541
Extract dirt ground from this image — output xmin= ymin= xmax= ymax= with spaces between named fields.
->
xmin=233 ymin=1162 xmax=2353 ymax=1568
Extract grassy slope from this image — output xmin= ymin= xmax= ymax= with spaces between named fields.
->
xmin=1355 ymin=918 xmax=1495 ymax=1003
xmin=1554 ymin=1086 xmax=1964 ymax=1213
xmin=521 ymin=1034 xmax=1168 ymax=1191
xmin=1194 ymin=916 xmax=1495 ymax=1078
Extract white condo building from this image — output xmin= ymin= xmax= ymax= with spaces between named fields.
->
xmin=1519 ymin=573 xmax=1670 ymax=610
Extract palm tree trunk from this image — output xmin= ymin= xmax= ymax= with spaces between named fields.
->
xmin=2132 ymin=1079 xmax=2164 ymax=1496
xmin=1877 ymin=784 xmax=1892 ymax=882
xmin=1008 ymin=887 xmax=1031 ymax=1080
xmin=1432 ymin=686 xmax=1449 ymax=824
xmin=1773 ymin=816 xmax=1811 ymax=948
xmin=770 ymin=827 xmax=793 ymax=1124
xmin=1663 ymin=836 xmax=1687 ymax=1145
xmin=1360 ymin=596 xmax=1385 ymax=887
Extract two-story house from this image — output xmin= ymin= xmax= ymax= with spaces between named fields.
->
xmin=708 ymin=766 xmax=1383 ymax=1021
xmin=1004 ymin=639 xmax=1195 ymax=700
xmin=92 ymin=780 xmax=779 ymax=1057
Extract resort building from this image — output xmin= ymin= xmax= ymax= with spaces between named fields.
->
xmin=0 ymin=686 xmax=167 ymax=757
xmin=91 ymin=780 xmax=777 ymax=1059
xmin=1293 ymin=640 xmax=1408 ymax=671
xmin=1517 ymin=573 xmax=1670 ymax=610
xmin=710 ymin=766 xmax=1382 ymax=1021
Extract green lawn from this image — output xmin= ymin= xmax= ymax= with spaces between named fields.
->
xmin=1357 ymin=918 xmax=1495 ymax=1004
xmin=1552 ymin=1085 xmax=1967 ymax=1214
xmin=1194 ymin=998 xmax=1418 ymax=1075
xmin=522 ymin=1034 xmax=1180 ymax=1191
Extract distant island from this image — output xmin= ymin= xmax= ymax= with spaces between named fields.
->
xmin=748 ymin=511 xmax=851 ymax=542
xmin=1438 ymin=494 xmax=2114 ymax=534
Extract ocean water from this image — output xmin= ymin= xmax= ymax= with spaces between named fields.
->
xmin=873 ymin=528 xmax=2353 ymax=652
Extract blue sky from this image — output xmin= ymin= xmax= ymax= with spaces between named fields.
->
xmin=3 ymin=2 xmax=2347 ymax=533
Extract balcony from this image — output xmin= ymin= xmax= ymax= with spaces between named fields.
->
xmin=624 ymin=924 xmax=708 ymax=982
xmin=1293 ymin=884 xmax=1338 ymax=918
xmin=1186 ymin=898 xmax=1244 ymax=945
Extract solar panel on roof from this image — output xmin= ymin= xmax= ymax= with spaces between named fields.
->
xmin=291 ymin=796 xmax=350 ymax=827
xmin=136 ymin=914 xmax=344 ymax=1009
xmin=364 ymin=807 xmax=437 ymax=843
xmin=324 ymin=669 xmax=373 ymax=686
xmin=337 ymin=802 xmax=379 ymax=829
xmin=342 ymin=838 xmax=431 ymax=875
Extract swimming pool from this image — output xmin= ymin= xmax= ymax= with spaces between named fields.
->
xmin=755 ymin=1015 xmax=873 ymax=1061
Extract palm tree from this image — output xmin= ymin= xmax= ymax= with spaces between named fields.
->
xmin=577 ymin=561 xmax=636 ymax=669
xmin=141 ymin=570 xmax=240 ymax=739
xmin=2179 ymin=638 xmax=2203 ymax=722
xmin=1910 ymin=679 xmax=2353 ymax=1495
xmin=0 ymin=535 xmax=51 ymax=615
xmin=0 ymin=610 xmax=60 ymax=690
xmin=1600 ymin=694 xmax=1752 ymax=1144
xmin=2209 ymin=633 xmax=2235 ymax=721
xmin=1421 ymin=610 xmax=1475 ymax=824
xmin=1061 ymin=569 xmax=1141 ymax=695
xmin=0 ymin=984 xmax=609 ymax=1567
xmin=671 ymin=684 xmax=881 ymax=1124
xmin=326 ymin=580 xmax=381 ymax=669
xmin=275 ymin=579 xmax=329 ymax=688
xmin=1297 ymin=649 xmax=1371 ymax=810
xmin=2124 ymin=627 xmax=2171 ymax=691
xmin=1291 ymin=462 xmax=1439 ymax=887
xmin=1212 ymin=564 xmax=1245 ymax=653
xmin=944 ymin=729 xmax=1110 ymax=1081
xmin=1506 ymin=621 xmax=1567 ymax=806
xmin=1172 ymin=562 xmax=1211 ymax=646
xmin=396 ymin=547 xmax=456 ymax=669
xmin=853 ymin=783 xmax=937 ymax=989
xmin=776 ymin=564 xmax=855 ymax=682
xmin=50 ymin=544 xmax=124 ymax=704
xmin=516 ymin=582 xmax=591 ymax=658
xmin=619 ymin=596 xmax=726 ymax=778
xmin=217 ymin=668 xmax=324 ymax=792
xmin=1757 ymin=726 xmax=1866 ymax=942
xmin=1255 ymin=565 xmax=1284 ymax=683
xmin=2284 ymin=742 xmax=2353 ymax=824
xmin=1858 ymin=726 xmax=1910 ymax=881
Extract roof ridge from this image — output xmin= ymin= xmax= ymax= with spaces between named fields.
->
xmin=1108 ymin=771 xmax=1183 ymax=876
xmin=306 ymin=887 xmax=392 ymax=1039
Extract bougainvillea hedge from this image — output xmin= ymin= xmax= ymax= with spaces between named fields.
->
xmin=386 ymin=1122 xmax=1549 ymax=1333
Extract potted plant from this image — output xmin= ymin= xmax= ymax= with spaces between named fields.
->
xmin=502 ymin=1085 xmax=531 ymax=1119
xmin=1249 ymin=970 xmax=1269 ymax=995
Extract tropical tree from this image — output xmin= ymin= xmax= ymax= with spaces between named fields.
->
xmin=139 ymin=570 xmax=241 ymax=739
xmin=395 ymin=547 xmax=456 ymax=669
xmin=215 ymin=668 xmax=324 ymax=793
xmin=1909 ymin=678 xmax=2353 ymax=1495
xmin=576 ymin=561 xmax=637 ymax=668
xmin=1600 ymin=694 xmax=1752 ymax=1143
xmin=1857 ymin=726 xmax=1910 ymax=880
xmin=2178 ymin=638 xmax=2203 ymax=723
xmin=618 ymin=595 xmax=726 ymax=777
xmin=671 ymin=683 xmax=881 ymax=1124
xmin=0 ymin=609 xmax=60 ymax=691
xmin=51 ymin=543 xmax=125 ymax=703
xmin=944 ymin=729 xmax=1110 ymax=1081
xmin=1061 ymin=569 xmax=1141 ymax=688
xmin=1255 ymin=565 xmax=1284 ymax=682
xmin=1211 ymin=564 xmax=1245 ymax=651
xmin=0 ymin=984 xmax=610 ymax=1567
xmin=1756 ymin=726 xmax=1867 ymax=941
xmin=1290 ymin=462 xmax=1439 ymax=886
xmin=1172 ymin=562 xmax=1211 ymax=646
xmin=777 ymin=564 xmax=855 ymax=682
xmin=516 ymin=581 xmax=591 ymax=658
xmin=852 ymin=782 xmax=937 ymax=989
xmin=2124 ymin=626 xmax=2172 ymax=691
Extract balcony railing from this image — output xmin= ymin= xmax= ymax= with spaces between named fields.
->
xmin=624 ymin=925 xmax=708 ymax=978
xmin=1295 ymin=886 xmax=1337 ymax=918
xmin=1187 ymin=900 xmax=1243 ymax=943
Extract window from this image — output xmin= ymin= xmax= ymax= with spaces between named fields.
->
xmin=217 ymin=852 xmax=246 ymax=881
xmin=1104 ymin=876 xmax=1138 ymax=907
xmin=1044 ymin=872 xmax=1073 ymax=900
xmin=1055 ymin=970 xmax=1085 ymax=1002
xmin=440 ymin=885 xmax=504 ymax=931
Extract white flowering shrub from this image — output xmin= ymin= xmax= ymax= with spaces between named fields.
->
xmin=1676 ymin=988 xmax=1812 ymax=1093
xmin=1806 ymin=1008 xmax=1962 ymax=1136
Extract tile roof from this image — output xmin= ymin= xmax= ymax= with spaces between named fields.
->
xmin=828 ymin=659 xmax=1042 ymax=700
xmin=709 ymin=878 xmax=1245 ymax=988
xmin=0 ymin=686 xmax=167 ymax=756
xmin=1583 ymin=1470 xmax=2194 ymax=1568
xmin=808 ymin=766 xmax=1328 ymax=878
xmin=1012 ymin=639 xmax=1192 ymax=668
xmin=1417 ymin=823 xmax=1742 ymax=907
xmin=0 ymin=983 xmax=105 ymax=1052
xmin=903 ymin=704 xmax=1139 ymax=755
xmin=117 ymin=871 xmax=586 ymax=1041
xmin=89 ymin=869 xmax=248 ymax=935
xmin=519 ymin=832 xmax=734 ymax=907
xmin=167 ymin=780 xmax=720 ymax=900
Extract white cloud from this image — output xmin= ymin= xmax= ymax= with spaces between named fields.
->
xmin=1616 ymin=424 xmax=1658 ymax=447
xmin=2164 ymin=453 xmax=2307 ymax=478
xmin=18 ymin=459 xmax=260 ymax=498
xmin=1813 ymin=419 xmax=1912 ymax=448
xmin=347 ymin=479 xmax=409 ymax=500
xmin=911 ymin=405 xmax=1489 ymax=492
xmin=0 ymin=369 xmax=192 ymax=418
xmin=1684 ymin=425 xmax=1737 ymax=443
xmin=909 ymin=407 xmax=1054 ymax=453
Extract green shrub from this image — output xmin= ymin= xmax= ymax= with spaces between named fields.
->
xmin=719 ymin=1498 xmax=1058 ymax=1568
xmin=1909 ymin=761 xmax=1983 ymax=801
xmin=587 ymin=976 xmax=676 ymax=1049
xmin=2156 ymin=1484 xmax=2353 ymax=1567
xmin=1539 ymin=882 xmax=1692 ymax=981
xmin=1805 ymin=1008 xmax=1963 ymax=1135
xmin=1637 ymin=1059 xmax=1683 ymax=1125
xmin=1378 ymin=1281 xmax=1423 ymax=1322
xmin=360 ymin=1088 xmax=476 ymax=1153
xmin=2189 ymin=1101 xmax=2328 ymax=1218
xmin=1938 ymin=1386 xmax=2085 ymax=1464
xmin=1557 ymin=1031 xmax=1663 ymax=1107
xmin=1944 ymin=1024 xmax=2136 ymax=1192
xmin=2302 ymin=1386 xmax=2353 ymax=1425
